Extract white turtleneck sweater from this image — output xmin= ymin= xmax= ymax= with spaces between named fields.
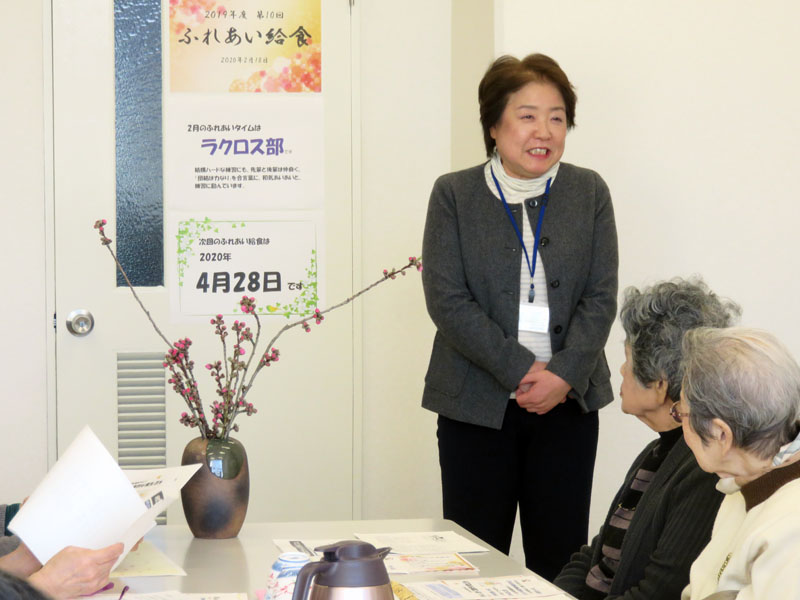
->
xmin=484 ymin=152 xmax=557 ymax=364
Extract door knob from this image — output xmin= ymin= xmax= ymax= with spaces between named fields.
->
xmin=66 ymin=309 xmax=95 ymax=336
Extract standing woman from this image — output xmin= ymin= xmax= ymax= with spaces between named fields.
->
xmin=421 ymin=54 xmax=618 ymax=580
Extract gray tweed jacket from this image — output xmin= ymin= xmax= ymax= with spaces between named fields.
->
xmin=554 ymin=437 xmax=723 ymax=600
xmin=421 ymin=162 xmax=618 ymax=429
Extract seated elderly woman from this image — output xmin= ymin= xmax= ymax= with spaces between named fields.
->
xmin=679 ymin=327 xmax=800 ymax=599
xmin=554 ymin=278 xmax=739 ymax=599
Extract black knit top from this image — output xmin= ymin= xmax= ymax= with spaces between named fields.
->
xmin=554 ymin=433 xmax=723 ymax=600
xmin=583 ymin=428 xmax=683 ymax=598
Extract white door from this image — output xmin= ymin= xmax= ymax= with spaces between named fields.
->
xmin=53 ymin=0 xmax=356 ymax=522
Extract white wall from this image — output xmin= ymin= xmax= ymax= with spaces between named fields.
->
xmin=358 ymin=0 xmax=451 ymax=519
xmin=496 ymin=0 xmax=800 ymax=534
xmin=0 ymin=0 xmax=50 ymax=501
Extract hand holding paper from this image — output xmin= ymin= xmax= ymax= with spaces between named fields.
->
xmin=9 ymin=426 xmax=200 ymax=570
xmin=28 ymin=543 xmax=123 ymax=600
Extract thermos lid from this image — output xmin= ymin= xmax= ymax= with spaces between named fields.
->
xmin=313 ymin=540 xmax=391 ymax=587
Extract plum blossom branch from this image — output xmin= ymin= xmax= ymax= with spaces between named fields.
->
xmin=93 ymin=219 xmax=173 ymax=349
xmin=95 ymin=218 xmax=422 ymax=440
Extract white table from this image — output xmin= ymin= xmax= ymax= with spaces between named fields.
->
xmin=118 ymin=518 xmax=561 ymax=599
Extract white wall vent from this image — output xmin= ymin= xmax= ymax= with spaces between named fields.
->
xmin=117 ymin=351 xmax=167 ymax=524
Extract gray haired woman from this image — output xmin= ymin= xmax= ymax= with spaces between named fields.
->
xmin=555 ymin=278 xmax=739 ymax=600
xmin=678 ymin=328 xmax=800 ymax=600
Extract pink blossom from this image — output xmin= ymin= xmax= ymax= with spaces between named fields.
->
xmin=95 ymin=213 xmax=421 ymax=440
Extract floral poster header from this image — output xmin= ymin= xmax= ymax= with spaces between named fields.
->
xmin=170 ymin=216 xmax=323 ymax=318
xmin=169 ymin=0 xmax=321 ymax=93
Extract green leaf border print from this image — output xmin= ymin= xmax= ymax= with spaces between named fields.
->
xmin=176 ymin=218 xmax=318 ymax=317
xmin=176 ymin=217 xmax=223 ymax=286
xmin=257 ymin=249 xmax=318 ymax=318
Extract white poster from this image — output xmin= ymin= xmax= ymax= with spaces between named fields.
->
xmin=164 ymin=0 xmax=325 ymax=320
xmin=168 ymin=213 xmax=323 ymax=318
xmin=164 ymin=95 xmax=324 ymax=211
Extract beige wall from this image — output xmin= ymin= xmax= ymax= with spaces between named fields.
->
xmin=358 ymin=0 xmax=451 ymax=519
xmin=0 ymin=0 xmax=50 ymax=501
xmin=451 ymin=1 xmax=494 ymax=170
xmin=497 ymin=0 xmax=800 ymax=534
xmin=358 ymin=0 xmax=496 ymax=522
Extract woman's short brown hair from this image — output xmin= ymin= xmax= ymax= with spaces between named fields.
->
xmin=478 ymin=53 xmax=577 ymax=157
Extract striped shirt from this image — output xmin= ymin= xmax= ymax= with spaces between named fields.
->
xmin=584 ymin=427 xmax=683 ymax=598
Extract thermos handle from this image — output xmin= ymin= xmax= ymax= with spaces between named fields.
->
xmin=292 ymin=560 xmax=330 ymax=600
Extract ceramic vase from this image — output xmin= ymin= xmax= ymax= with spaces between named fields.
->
xmin=180 ymin=436 xmax=249 ymax=538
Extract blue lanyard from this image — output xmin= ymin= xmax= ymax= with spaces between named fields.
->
xmin=490 ymin=166 xmax=551 ymax=303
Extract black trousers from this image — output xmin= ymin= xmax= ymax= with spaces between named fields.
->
xmin=437 ymin=399 xmax=599 ymax=581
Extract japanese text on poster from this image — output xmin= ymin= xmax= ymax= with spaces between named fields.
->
xmin=169 ymin=0 xmax=321 ymax=93
xmin=175 ymin=217 xmax=320 ymax=317
xmin=165 ymin=96 xmax=323 ymax=210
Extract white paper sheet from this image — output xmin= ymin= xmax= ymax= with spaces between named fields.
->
xmin=403 ymin=575 xmax=563 ymax=600
xmin=111 ymin=541 xmax=187 ymax=578
xmin=126 ymin=466 xmax=204 ymax=505
xmin=272 ymin=538 xmax=341 ymax=557
xmin=9 ymin=426 xmax=148 ymax=565
xmin=9 ymin=426 xmax=200 ymax=568
xmin=353 ymin=531 xmax=489 ymax=554
xmin=383 ymin=552 xmax=478 ymax=574
xmin=97 ymin=593 xmax=247 ymax=600
xmin=123 ymin=464 xmax=203 ymax=554
xmin=272 ymin=540 xmax=479 ymax=574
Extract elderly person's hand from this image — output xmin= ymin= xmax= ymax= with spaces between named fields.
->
xmin=515 ymin=369 xmax=569 ymax=414
xmin=28 ymin=543 xmax=123 ymax=600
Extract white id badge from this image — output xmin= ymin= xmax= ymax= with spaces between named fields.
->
xmin=519 ymin=303 xmax=550 ymax=334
